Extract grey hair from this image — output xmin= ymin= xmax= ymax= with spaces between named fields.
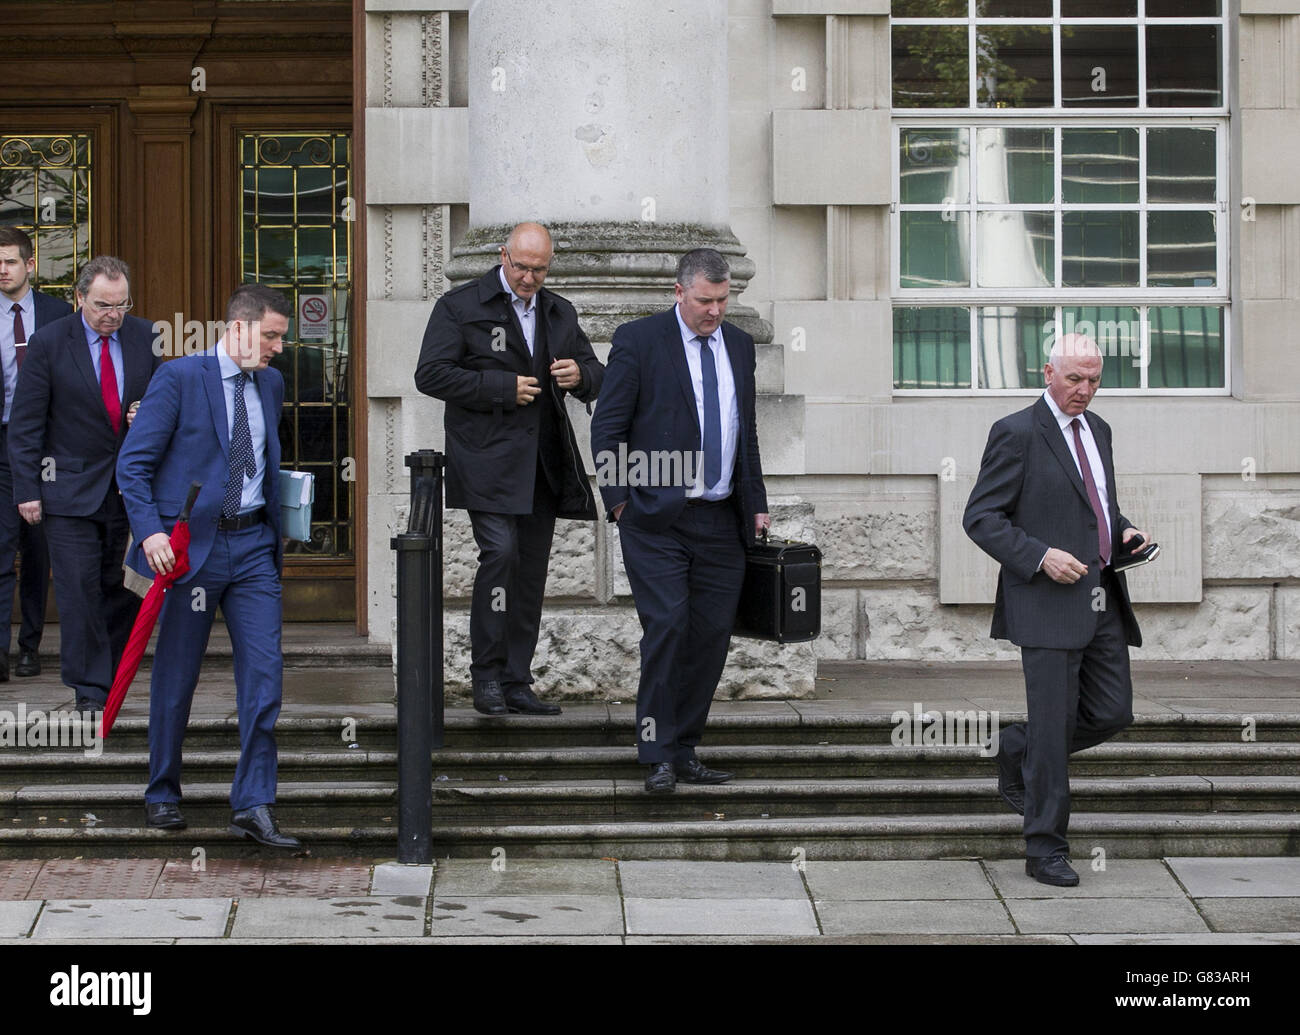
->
xmin=675 ymin=248 xmax=730 ymax=287
xmin=75 ymin=255 xmax=130 ymax=296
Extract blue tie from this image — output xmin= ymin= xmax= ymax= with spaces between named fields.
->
xmin=223 ymin=372 xmax=256 ymax=519
xmin=697 ymin=335 xmax=722 ymax=490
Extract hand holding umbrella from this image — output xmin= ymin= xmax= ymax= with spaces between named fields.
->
xmin=99 ymin=481 xmax=202 ymax=739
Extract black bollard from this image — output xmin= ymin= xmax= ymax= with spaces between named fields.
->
xmin=392 ymin=450 xmax=445 ymax=864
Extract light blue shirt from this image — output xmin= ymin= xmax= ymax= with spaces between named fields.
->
xmin=498 ymin=266 xmax=537 ymax=355
xmin=81 ymin=315 xmax=125 ymax=407
xmin=1 ymin=287 xmax=34 ymax=423
xmin=674 ymin=305 xmax=739 ymax=500
xmin=216 ymin=345 xmax=267 ymax=513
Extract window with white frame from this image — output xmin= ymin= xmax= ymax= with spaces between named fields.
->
xmin=890 ymin=1 xmax=1229 ymax=393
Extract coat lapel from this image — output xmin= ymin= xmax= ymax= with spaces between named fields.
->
xmin=120 ymin=319 xmax=152 ymax=412
xmin=68 ymin=317 xmax=103 ymax=419
xmin=202 ymin=353 xmax=230 ymax=461
xmin=1033 ymin=397 xmax=1091 ymax=508
xmin=477 ymin=267 xmax=532 ymax=372
xmin=666 ymin=311 xmax=701 ymax=441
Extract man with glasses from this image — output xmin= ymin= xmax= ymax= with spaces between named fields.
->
xmin=415 ymin=222 xmax=604 ymax=716
xmin=0 ymin=227 xmax=69 ymax=683
xmin=8 ymin=255 xmax=161 ymax=713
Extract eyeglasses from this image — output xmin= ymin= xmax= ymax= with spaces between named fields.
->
xmin=504 ymin=249 xmax=549 ymax=277
xmin=86 ymin=300 xmax=134 ymax=314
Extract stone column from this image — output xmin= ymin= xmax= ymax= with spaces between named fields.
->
xmin=448 ymin=0 xmax=770 ymax=342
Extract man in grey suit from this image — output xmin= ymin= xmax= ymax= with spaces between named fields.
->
xmin=964 ymin=333 xmax=1149 ymax=887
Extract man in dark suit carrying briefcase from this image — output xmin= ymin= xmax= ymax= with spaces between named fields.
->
xmin=964 ymin=333 xmax=1149 ymax=887
xmin=591 ymin=248 xmax=770 ymax=794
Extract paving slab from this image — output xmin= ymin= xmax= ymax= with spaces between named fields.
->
xmin=371 ymin=863 xmax=434 ymax=897
xmin=815 ymin=899 xmax=1014 ymax=936
xmin=259 ymin=859 xmax=371 ymax=897
xmin=1075 ymin=932 xmax=1300 ymax=944
xmin=30 ymin=859 xmax=165 ymax=899
xmin=803 ymin=860 xmax=997 ymax=901
xmin=624 ymin=897 xmax=818 ymax=936
xmin=1006 ymin=897 xmax=1208 ymax=935
xmin=1166 ymin=857 xmax=1300 ymax=898
xmin=230 ymin=896 xmax=425 ymax=938
xmin=32 ymin=898 xmax=231 ymax=939
xmin=1195 ymin=897 xmax=1300 ymax=934
xmin=618 ymin=860 xmax=804 ymax=899
xmin=0 ymin=901 xmax=41 ymax=937
xmin=985 ymin=858 xmax=1185 ymax=898
xmin=153 ymin=858 xmax=268 ymax=899
xmin=428 ymin=895 xmax=623 ymax=936
xmin=0 ymin=859 xmax=42 ymax=900
xmin=432 ymin=858 xmax=618 ymax=896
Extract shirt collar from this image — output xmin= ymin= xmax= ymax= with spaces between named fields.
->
xmin=674 ymin=305 xmax=719 ymax=350
xmin=498 ymin=266 xmax=537 ymax=314
xmin=5 ymin=288 xmax=33 ymax=314
xmin=81 ymin=314 xmax=118 ymax=347
xmin=216 ymin=343 xmax=254 ymax=382
xmin=1042 ymin=388 xmax=1084 ymax=431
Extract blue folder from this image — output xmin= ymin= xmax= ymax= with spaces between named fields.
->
xmin=279 ymin=469 xmax=315 ymax=542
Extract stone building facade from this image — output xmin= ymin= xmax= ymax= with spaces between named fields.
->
xmin=362 ymin=0 xmax=1300 ymax=697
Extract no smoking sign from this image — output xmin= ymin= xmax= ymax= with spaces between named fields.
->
xmin=299 ymin=293 xmax=330 ymax=339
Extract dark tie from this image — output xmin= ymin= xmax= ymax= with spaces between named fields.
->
xmin=99 ymin=336 xmax=121 ymax=435
xmin=223 ymin=372 xmax=256 ymax=519
xmin=1071 ymin=417 xmax=1111 ymax=566
xmin=12 ymin=303 xmax=25 ymax=370
xmin=697 ymin=335 xmax=722 ymax=490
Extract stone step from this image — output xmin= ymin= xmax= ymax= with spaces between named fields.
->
xmin=2 ymin=811 xmax=1297 ymax=860
xmin=7 ymin=741 xmax=1300 ymax=784
xmin=20 ymin=711 xmax=1300 ymax=755
xmin=4 ymin=775 xmax=1298 ymax=831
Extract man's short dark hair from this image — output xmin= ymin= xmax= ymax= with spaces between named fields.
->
xmin=676 ymin=248 xmax=730 ymax=287
xmin=226 ymin=283 xmax=292 ymax=324
xmin=75 ymin=255 xmax=130 ymax=296
xmin=0 ymin=227 xmax=34 ymax=262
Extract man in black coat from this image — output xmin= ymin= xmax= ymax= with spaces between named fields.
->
xmin=415 ymin=222 xmax=604 ymax=716
xmin=0 ymin=227 xmax=69 ymax=682
xmin=964 ymin=333 xmax=1148 ymax=887
xmin=590 ymin=248 xmax=769 ymax=794
xmin=9 ymin=255 xmax=161 ymax=712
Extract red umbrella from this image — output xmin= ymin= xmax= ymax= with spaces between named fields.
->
xmin=100 ymin=481 xmax=203 ymax=738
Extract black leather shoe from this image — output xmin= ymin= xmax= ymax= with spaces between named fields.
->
xmin=0 ymin=654 xmax=8 ymax=682
xmin=74 ymin=696 xmax=104 ymax=714
xmin=996 ymin=748 xmax=1025 ymax=816
xmin=644 ymin=762 xmax=676 ymax=794
xmin=15 ymin=651 xmax=39 ymax=677
xmin=472 ymin=679 xmax=508 ymax=716
xmin=1026 ymin=855 xmax=1079 ymax=887
xmin=230 ymin=805 xmax=303 ymax=850
xmin=503 ymin=684 xmax=562 ymax=715
xmin=145 ymin=802 xmax=187 ymax=830
xmin=677 ymin=758 xmax=734 ymax=784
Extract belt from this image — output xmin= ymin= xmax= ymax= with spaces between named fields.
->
xmin=217 ymin=507 xmax=265 ymax=531
xmin=686 ymin=495 xmax=731 ymax=507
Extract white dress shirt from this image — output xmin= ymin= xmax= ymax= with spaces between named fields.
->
xmin=1 ymin=288 xmax=34 ymax=423
xmin=674 ymin=305 xmax=739 ymax=500
xmin=1041 ymin=389 xmax=1112 ymax=567
xmin=499 ymin=266 xmax=537 ymax=355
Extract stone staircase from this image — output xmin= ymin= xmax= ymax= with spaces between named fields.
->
xmin=4 ymin=707 xmax=1299 ymax=860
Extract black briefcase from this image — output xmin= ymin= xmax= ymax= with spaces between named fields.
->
xmin=733 ymin=533 xmax=822 ymax=643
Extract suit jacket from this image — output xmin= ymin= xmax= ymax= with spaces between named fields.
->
xmin=963 ymin=396 xmax=1141 ymax=650
xmin=414 ymin=267 xmax=604 ymax=519
xmin=1 ymin=288 xmax=71 ymax=426
xmin=117 ymin=350 xmax=285 ymax=583
xmin=590 ymin=307 xmax=768 ymax=545
xmin=8 ymin=310 xmax=161 ymax=515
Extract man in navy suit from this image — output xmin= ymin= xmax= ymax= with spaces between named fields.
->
xmin=964 ymin=334 xmax=1148 ymax=887
xmin=0 ymin=227 xmax=69 ymax=682
xmin=591 ymin=248 xmax=769 ymax=793
xmin=8 ymin=255 xmax=160 ymax=711
xmin=117 ymin=283 xmax=300 ymax=848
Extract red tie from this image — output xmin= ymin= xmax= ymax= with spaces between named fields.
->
xmin=99 ymin=336 xmax=121 ymax=435
xmin=11 ymin=303 xmax=24 ymax=370
xmin=1071 ymin=418 xmax=1111 ymax=566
